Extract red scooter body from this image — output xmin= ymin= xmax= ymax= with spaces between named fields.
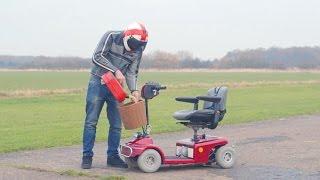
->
xmin=120 ymin=135 xmax=228 ymax=165
xmin=121 ymin=136 xmax=165 ymax=159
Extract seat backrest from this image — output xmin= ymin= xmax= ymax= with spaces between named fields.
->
xmin=203 ymin=86 xmax=228 ymax=111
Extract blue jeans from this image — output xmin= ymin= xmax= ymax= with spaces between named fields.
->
xmin=83 ymin=75 xmax=122 ymax=157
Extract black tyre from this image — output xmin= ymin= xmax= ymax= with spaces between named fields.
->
xmin=137 ymin=149 xmax=162 ymax=173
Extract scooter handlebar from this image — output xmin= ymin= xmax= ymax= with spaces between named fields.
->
xmin=141 ymin=82 xmax=166 ymax=99
xmin=157 ymin=86 xmax=167 ymax=90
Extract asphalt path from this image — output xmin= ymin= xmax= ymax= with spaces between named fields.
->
xmin=1 ymin=115 xmax=320 ymax=180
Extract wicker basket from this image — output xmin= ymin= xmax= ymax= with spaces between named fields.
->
xmin=118 ymin=100 xmax=147 ymax=130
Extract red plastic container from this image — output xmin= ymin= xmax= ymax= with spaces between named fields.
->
xmin=101 ymin=72 xmax=127 ymax=102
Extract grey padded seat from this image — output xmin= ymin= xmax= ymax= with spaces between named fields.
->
xmin=173 ymin=110 xmax=196 ymax=120
xmin=172 ymin=87 xmax=228 ymax=129
xmin=173 ymin=109 xmax=216 ymax=122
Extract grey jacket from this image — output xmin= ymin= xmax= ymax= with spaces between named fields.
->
xmin=91 ymin=31 xmax=144 ymax=92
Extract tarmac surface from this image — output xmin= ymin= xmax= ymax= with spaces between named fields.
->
xmin=1 ymin=114 xmax=320 ymax=180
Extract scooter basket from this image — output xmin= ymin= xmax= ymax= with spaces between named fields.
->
xmin=118 ymin=100 xmax=147 ymax=130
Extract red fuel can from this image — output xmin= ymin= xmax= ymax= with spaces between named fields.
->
xmin=101 ymin=72 xmax=127 ymax=102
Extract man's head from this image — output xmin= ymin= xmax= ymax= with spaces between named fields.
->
xmin=123 ymin=22 xmax=148 ymax=51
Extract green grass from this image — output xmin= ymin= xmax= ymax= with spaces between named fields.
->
xmin=1 ymin=79 xmax=320 ymax=153
xmin=0 ymin=71 xmax=320 ymax=153
xmin=0 ymin=71 xmax=89 ymax=91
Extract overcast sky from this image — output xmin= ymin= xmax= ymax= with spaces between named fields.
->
xmin=1 ymin=0 xmax=320 ymax=59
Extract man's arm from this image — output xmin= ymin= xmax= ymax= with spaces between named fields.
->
xmin=125 ymin=52 xmax=142 ymax=92
xmin=92 ymin=32 xmax=118 ymax=73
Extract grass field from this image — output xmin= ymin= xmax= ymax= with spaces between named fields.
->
xmin=1 ymin=71 xmax=320 ymax=91
xmin=1 ymin=70 xmax=320 ymax=153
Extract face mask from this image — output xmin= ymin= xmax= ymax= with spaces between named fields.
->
xmin=127 ymin=37 xmax=147 ymax=51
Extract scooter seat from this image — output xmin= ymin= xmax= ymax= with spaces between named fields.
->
xmin=173 ymin=86 xmax=228 ymax=129
xmin=173 ymin=109 xmax=215 ymax=122
xmin=173 ymin=110 xmax=196 ymax=120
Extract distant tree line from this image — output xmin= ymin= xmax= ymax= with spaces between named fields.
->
xmin=141 ymin=51 xmax=214 ymax=69
xmin=216 ymin=47 xmax=320 ymax=69
xmin=0 ymin=55 xmax=90 ymax=69
xmin=1 ymin=47 xmax=320 ymax=69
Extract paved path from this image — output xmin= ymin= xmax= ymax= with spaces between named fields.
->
xmin=1 ymin=115 xmax=320 ymax=180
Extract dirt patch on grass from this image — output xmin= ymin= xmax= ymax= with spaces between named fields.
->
xmin=0 ymin=88 xmax=85 ymax=99
xmin=1 ymin=68 xmax=320 ymax=73
xmin=0 ymin=69 xmax=90 ymax=72
xmin=141 ymin=68 xmax=320 ymax=73
xmin=1 ymin=80 xmax=319 ymax=98
xmin=168 ymin=80 xmax=320 ymax=89
xmin=4 ymin=164 xmax=125 ymax=179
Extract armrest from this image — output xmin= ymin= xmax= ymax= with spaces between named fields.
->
xmin=197 ymin=96 xmax=221 ymax=103
xmin=175 ymin=97 xmax=199 ymax=104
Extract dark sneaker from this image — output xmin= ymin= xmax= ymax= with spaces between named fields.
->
xmin=81 ymin=156 xmax=92 ymax=169
xmin=107 ymin=155 xmax=128 ymax=168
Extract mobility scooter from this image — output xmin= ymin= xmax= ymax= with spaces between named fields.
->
xmin=120 ymin=82 xmax=236 ymax=173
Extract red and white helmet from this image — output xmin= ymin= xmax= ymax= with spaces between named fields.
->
xmin=123 ymin=22 xmax=148 ymax=51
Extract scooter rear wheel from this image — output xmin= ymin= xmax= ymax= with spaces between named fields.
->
xmin=137 ymin=149 xmax=161 ymax=173
xmin=215 ymin=146 xmax=236 ymax=169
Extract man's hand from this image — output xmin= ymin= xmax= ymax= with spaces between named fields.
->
xmin=131 ymin=90 xmax=141 ymax=103
xmin=114 ymin=70 xmax=125 ymax=86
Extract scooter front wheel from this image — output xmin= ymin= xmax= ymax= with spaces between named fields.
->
xmin=137 ymin=149 xmax=161 ymax=173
